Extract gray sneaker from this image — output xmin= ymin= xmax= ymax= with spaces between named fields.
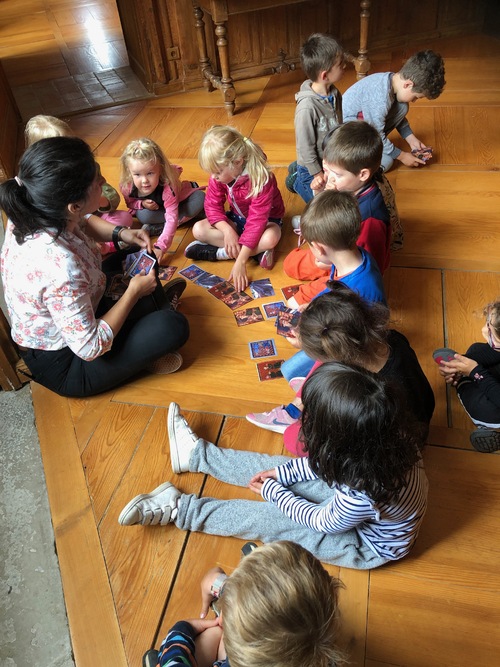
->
xmin=118 ymin=481 xmax=180 ymax=526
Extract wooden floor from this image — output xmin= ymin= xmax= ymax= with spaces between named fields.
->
xmin=8 ymin=18 xmax=500 ymax=667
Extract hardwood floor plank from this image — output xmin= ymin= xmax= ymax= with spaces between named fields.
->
xmin=32 ymin=383 xmax=128 ymax=667
xmin=100 ymin=409 xmax=224 ymax=666
xmin=367 ymin=444 xmax=500 ymax=667
xmin=443 ymin=271 xmax=500 ymax=430
xmin=384 ymin=267 xmax=447 ymax=427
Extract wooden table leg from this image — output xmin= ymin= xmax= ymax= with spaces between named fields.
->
xmin=193 ymin=4 xmax=215 ymax=91
xmin=353 ymin=0 xmax=371 ymax=79
xmin=214 ymin=20 xmax=236 ymax=116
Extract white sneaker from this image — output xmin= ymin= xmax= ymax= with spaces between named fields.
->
xmin=118 ymin=481 xmax=180 ymax=526
xmin=168 ymin=402 xmax=200 ymax=473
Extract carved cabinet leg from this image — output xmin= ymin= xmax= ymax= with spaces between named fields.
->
xmin=214 ymin=21 xmax=236 ymax=116
xmin=193 ymin=4 xmax=214 ymax=91
xmin=354 ymin=0 xmax=371 ymax=79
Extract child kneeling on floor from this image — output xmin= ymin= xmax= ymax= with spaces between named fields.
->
xmin=184 ymin=125 xmax=284 ymax=291
xmin=151 ymin=541 xmax=344 ymax=667
xmin=119 ymin=362 xmax=428 ymax=570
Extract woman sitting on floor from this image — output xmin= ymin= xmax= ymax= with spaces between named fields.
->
xmin=0 ymin=136 xmax=189 ymax=398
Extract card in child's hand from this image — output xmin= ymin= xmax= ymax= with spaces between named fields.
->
xmin=208 ymin=280 xmax=253 ymax=310
xmin=263 ymin=301 xmax=285 ymax=319
xmin=281 ymin=284 xmax=301 ymax=300
xmin=276 ymin=307 xmax=301 ymax=337
xmin=105 ymin=274 xmax=129 ymax=300
xmin=411 ymin=146 xmax=433 ymax=162
xmin=256 ymin=359 xmax=284 ymax=381
xmin=234 ymin=307 xmax=264 ymax=327
xmin=195 ymin=272 xmax=225 ymax=289
xmin=158 ymin=266 xmax=177 ymax=281
xmin=126 ymin=251 xmax=157 ymax=277
xmin=249 ymin=278 xmax=275 ymax=299
xmin=249 ymin=338 xmax=277 ymax=359
xmin=179 ymin=264 xmax=208 ymax=281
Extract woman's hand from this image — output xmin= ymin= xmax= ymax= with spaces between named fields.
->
xmin=120 ymin=228 xmax=153 ymax=253
xmin=248 ymin=469 xmax=277 ymax=494
xmin=199 ymin=567 xmax=226 ymax=618
xmin=230 ymin=259 xmax=248 ymax=292
xmin=126 ymin=269 xmax=157 ymax=300
xmin=142 ymin=199 xmax=159 ymax=211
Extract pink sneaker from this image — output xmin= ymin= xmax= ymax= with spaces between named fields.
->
xmin=259 ymin=249 xmax=275 ymax=270
xmin=289 ymin=376 xmax=306 ymax=393
xmin=246 ymin=406 xmax=297 ymax=434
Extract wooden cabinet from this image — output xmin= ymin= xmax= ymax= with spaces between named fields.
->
xmin=118 ymin=0 xmax=487 ymax=99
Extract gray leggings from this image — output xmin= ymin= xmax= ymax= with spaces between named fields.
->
xmin=136 ymin=189 xmax=205 ymax=228
xmin=175 ymin=439 xmax=389 ymax=570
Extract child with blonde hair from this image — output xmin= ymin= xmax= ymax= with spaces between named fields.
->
xmin=25 ymin=115 xmax=133 ymax=253
xmin=150 ymin=541 xmax=344 ymax=667
xmin=435 ymin=299 xmax=500 ymax=453
xmin=119 ymin=138 xmax=205 ymax=262
xmin=185 ymin=125 xmax=284 ymax=291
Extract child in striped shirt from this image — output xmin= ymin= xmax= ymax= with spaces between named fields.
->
xmin=119 ymin=363 xmax=428 ymax=570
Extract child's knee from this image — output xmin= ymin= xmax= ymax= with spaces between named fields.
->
xmin=192 ymin=218 xmax=209 ymax=240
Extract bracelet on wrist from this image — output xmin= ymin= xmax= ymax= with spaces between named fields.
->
xmin=112 ymin=225 xmax=126 ymax=251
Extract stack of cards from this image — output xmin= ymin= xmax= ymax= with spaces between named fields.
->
xmin=411 ymin=146 xmax=433 ymax=162
xmin=123 ymin=250 xmax=156 ymax=277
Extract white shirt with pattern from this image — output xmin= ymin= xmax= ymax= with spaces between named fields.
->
xmin=1 ymin=221 xmax=114 ymax=360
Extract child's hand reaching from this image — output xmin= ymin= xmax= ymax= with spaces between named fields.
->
xmin=311 ymin=170 xmax=326 ymax=194
xmin=248 ymin=469 xmax=277 ymax=494
xmin=142 ymin=199 xmax=160 ymax=211
xmin=438 ymin=354 xmax=478 ymax=381
xmin=397 ymin=150 xmax=426 ymax=167
xmin=153 ymin=245 xmax=165 ymax=263
xmin=230 ymin=259 xmax=248 ymax=292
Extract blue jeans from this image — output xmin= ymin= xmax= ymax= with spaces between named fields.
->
xmin=281 ymin=350 xmax=315 ymax=381
xmin=293 ymin=165 xmax=314 ymax=204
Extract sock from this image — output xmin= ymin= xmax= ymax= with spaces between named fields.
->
xmin=216 ymin=248 xmax=230 ymax=260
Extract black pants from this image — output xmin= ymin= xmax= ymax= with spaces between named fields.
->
xmin=20 ymin=251 xmax=189 ymax=398
xmin=456 ymin=342 xmax=500 ymax=426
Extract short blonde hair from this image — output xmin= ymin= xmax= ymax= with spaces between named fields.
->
xmin=25 ymin=115 xmax=72 ymax=147
xmin=119 ymin=137 xmax=179 ymax=193
xmin=198 ymin=125 xmax=270 ymax=198
xmin=220 ymin=541 xmax=345 ymax=667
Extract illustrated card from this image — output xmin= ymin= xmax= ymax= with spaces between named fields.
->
xmin=256 ymin=359 xmax=284 ymax=381
xmin=126 ymin=251 xmax=156 ymax=277
xmin=105 ymin=274 xmax=129 ymax=300
xmin=195 ymin=272 xmax=225 ymax=289
xmin=263 ymin=301 xmax=285 ymax=319
xmin=123 ymin=250 xmax=143 ymax=273
xmin=248 ymin=338 xmax=277 ymax=359
xmin=249 ymin=278 xmax=275 ymax=299
xmin=411 ymin=146 xmax=433 ymax=162
xmin=281 ymin=284 xmax=301 ymax=300
xmin=179 ymin=264 xmax=208 ymax=281
xmin=276 ymin=307 xmax=301 ymax=337
xmin=208 ymin=280 xmax=253 ymax=310
xmin=233 ymin=307 xmax=264 ymax=327
xmin=158 ymin=266 xmax=177 ymax=281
